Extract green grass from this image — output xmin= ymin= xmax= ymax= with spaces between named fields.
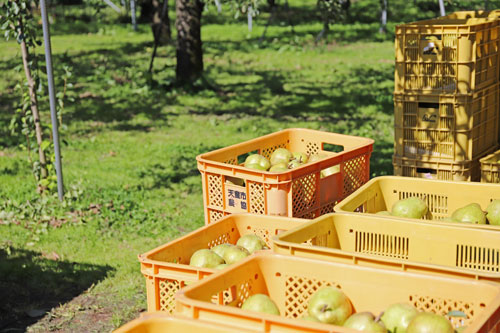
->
xmin=0 ymin=2 xmax=395 ymax=331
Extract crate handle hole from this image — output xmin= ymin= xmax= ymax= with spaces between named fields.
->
xmin=416 ymin=168 xmax=437 ymax=175
xmin=322 ymin=143 xmax=344 ymax=153
xmin=418 ymin=102 xmax=439 ymax=109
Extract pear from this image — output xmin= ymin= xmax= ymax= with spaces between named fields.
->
xmin=292 ymin=152 xmax=309 ymax=164
xmin=301 ymin=315 xmax=321 ymax=322
xmin=223 ymin=245 xmax=250 ymax=264
xmin=391 ymin=197 xmax=428 ymax=219
xmin=189 ymin=249 xmax=224 ymax=268
xmin=244 ymin=154 xmax=271 ymax=170
xmin=376 ymin=210 xmax=392 ymax=216
xmin=407 ymin=312 xmax=453 ymax=333
xmin=241 ymin=294 xmax=280 ymax=315
xmin=288 ymin=160 xmax=302 ymax=169
xmin=236 ymin=234 xmax=267 ymax=254
xmin=269 ymin=163 xmax=289 ymax=173
xmin=270 ymin=148 xmax=293 ymax=166
xmin=344 ymin=312 xmax=387 ymax=332
xmin=381 ymin=303 xmax=418 ymax=333
xmin=451 ymin=203 xmax=486 ymax=224
xmin=211 ymin=243 xmax=233 ymax=258
xmin=486 ymin=200 xmax=500 ymax=225
xmin=308 ymin=286 xmax=352 ymax=325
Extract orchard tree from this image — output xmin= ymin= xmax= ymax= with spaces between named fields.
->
xmin=0 ymin=0 xmax=66 ymax=193
xmin=140 ymin=0 xmax=171 ymax=44
xmin=174 ymin=0 xmax=262 ymax=84
xmin=0 ymin=1 xmax=49 ymax=185
xmin=316 ymin=0 xmax=350 ymax=41
xmin=175 ymin=0 xmax=204 ymax=83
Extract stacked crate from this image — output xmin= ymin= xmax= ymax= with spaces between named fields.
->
xmin=393 ymin=11 xmax=500 ymax=181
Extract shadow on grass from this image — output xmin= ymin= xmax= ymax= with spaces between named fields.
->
xmin=0 ymin=247 xmax=114 ymax=332
xmin=0 ymin=20 xmax=395 ymax=175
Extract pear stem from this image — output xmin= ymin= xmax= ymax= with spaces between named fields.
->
xmin=375 ymin=311 xmax=384 ymax=322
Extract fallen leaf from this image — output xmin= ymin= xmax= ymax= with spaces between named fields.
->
xmin=41 ymin=251 xmax=61 ymax=261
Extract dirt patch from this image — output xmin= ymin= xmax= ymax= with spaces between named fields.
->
xmin=0 ymin=248 xmax=114 ymax=332
xmin=27 ymin=293 xmax=143 ymax=333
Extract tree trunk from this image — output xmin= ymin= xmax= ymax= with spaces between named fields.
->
xmin=18 ymin=17 xmax=48 ymax=180
xmin=175 ymin=0 xmax=204 ymax=84
xmin=152 ymin=0 xmax=171 ymax=44
xmin=379 ymin=0 xmax=387 ymax=34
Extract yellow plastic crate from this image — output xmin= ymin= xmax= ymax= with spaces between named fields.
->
xmin=395 ymin=13 xmax=499 ymax=95
xmin=139 ymin=213 xmax=306 ymax=313
xmin=480 ymin=148 xmax=500 ymax=182
xmin=114 ymin=313 xmax=249 ymax=332
xmin=393 ymin=154 xmax=481 ymax=181
xmin=334 ymin=176 xmax=500 ymax=231
xmin=394 ymin=84 xmax=499 ymax=161
xmin=273 ymin=212 xmax=500 ymax=277
xmin=196 ymin=128 xmax=373 ymax=224
xmin=176 ymin=252 xmax=500 ymax=333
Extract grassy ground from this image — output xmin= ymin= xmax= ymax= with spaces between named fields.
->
xmin=0 ymin=2 xmax=395 ymax=331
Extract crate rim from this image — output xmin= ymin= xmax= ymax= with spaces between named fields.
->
xmin=393 ymin=154 xmax=480 ymax=165
xmin=176 ymin=252 xmax=500 ymax=333
xmin=114 ymin=312 xmax=253 ymax=333
xmin=334 ymin=176 xmax=500 ymax=231
xmin=393 ymin=83 xmax=500 ymax=98
xmin=196 ymin=127 xmax=374 ymax=179
xmin=480 ymin=149 xmax=500 ymax=164
xmin=138 ymin=213 xmax=307 ymax=274
xmin=272 ymin=211 xmax=500 ymax=280
xmin=395 ymin=13 xmax=499 ymax=29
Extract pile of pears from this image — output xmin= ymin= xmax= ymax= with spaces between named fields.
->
xmin=238 ymin=286 xmax=461 ymax=333
xmin=377 ymin=197 xmax=500 ymax=225
xmin=243 ymin=148 xmax=339 ymax=177
xmin=189 ymin=234 xmax=268 ymax=269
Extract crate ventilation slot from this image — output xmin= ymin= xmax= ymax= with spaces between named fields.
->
xmin=456 ymin=245 xmax=500 ymax=272
xmin=397 ymin=191 xmax=448 ymax=216
xmin=354 ymin=231 xmax=409 ymax=259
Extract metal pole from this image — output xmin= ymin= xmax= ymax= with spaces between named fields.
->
xmin=247 ymin=6 xmax=252 ymax=32
xmin=103 ymin=0 xmax=123 ymax=13
xmin=438 ymin=0 xmax=446 ymax=16
xmin=130 ymin=0 xmax=137 ymax=31
xmin=40 ymin=0 xmax=64 ymax=201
